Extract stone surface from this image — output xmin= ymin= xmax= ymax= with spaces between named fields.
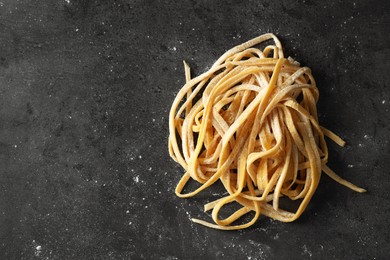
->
xmin=0 ymin=0 xmax=389 ymax=259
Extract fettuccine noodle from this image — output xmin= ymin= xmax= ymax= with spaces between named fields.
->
xmin=168 ymin=33 xmax=365 ymax=230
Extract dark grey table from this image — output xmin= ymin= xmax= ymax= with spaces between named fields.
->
xmin=1 ymin=0 xmax=389 ymax=259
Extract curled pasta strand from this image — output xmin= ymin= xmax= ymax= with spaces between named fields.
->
xmin=168 ymin=33 xmax=366 ymax=230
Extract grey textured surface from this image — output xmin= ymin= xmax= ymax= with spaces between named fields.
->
xmin=0 ymin=0 xmax=389 ymax=259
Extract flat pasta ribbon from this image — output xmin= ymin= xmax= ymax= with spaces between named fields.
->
xmin=168 ymin=33 xmax=365 ymax=230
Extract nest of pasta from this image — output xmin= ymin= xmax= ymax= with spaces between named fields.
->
xmin=168 ymin=33 xmax=365 ymax=230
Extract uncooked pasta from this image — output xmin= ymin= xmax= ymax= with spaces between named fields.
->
xmin=168 ymin=33 xmax=365 ymax=230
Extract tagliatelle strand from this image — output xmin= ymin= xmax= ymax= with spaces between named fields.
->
xmin=168 ymin=33 xmax=366 ymax=230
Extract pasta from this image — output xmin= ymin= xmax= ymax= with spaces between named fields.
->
xmin=168 ymin=33 xmax=365 ymax=230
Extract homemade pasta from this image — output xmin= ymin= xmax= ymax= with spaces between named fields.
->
xmin=168 ymin=33 xmax=365 ymax=230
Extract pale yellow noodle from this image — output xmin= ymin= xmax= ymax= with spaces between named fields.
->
xmin=168 ymin=33 xmax=366 ymax=230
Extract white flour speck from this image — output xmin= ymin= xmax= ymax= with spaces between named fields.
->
xmin=347 ymin=164 xmax=354 ymax=168
xmin=133 ymin=176 xmax=139 ymax=183
xmin=126 ymin=210 xmax=130 ymax=214
xmin=35 ymin=245 xmax=42 ymax=256
xmin=65 ymin=0 xmax=70 ymax=3
xmin=382 ymin=100 xmax=386 ymax=104
xmin=302 ymin=244 xmax=312 ymax=257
